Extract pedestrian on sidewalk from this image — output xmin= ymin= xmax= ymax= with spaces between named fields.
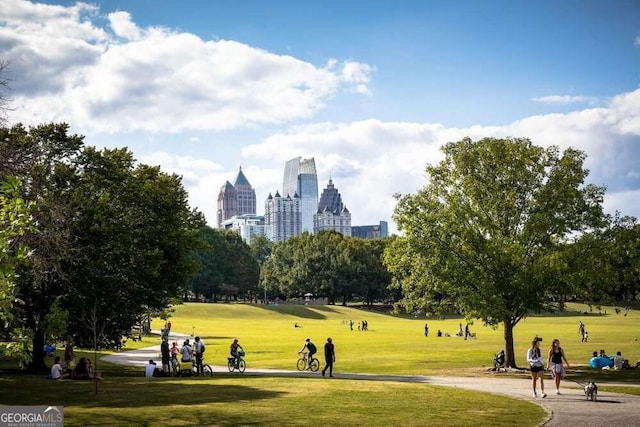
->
xmin=527 ymin=339 xmax=546 ymax=398
xmin=548 ymin=338 xmax=569 ymax=395
xmin=322 ymin=337 xmax=335 ymax=377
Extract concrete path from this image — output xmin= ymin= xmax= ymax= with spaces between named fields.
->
xmin=102 ymin=332 xmax=640 ymax=427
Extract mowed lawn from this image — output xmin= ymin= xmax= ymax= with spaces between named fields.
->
xmin=0 ymin=374 xmax=545 ymax=426
xmin=160 ymin=302 xmax=640 ymax=377
xmin=1 ymin=302 xmax=637 ymax=426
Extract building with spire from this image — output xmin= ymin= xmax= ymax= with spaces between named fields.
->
xmin=313 ymin=178 xmax=351 ymax=236
xmin=265 ymin=191 xmax=301 ymax=242
xmin=283 ymin=157 xmax=318 ymax=234
xmin=216 ymin=166 xmax=256 ymax=227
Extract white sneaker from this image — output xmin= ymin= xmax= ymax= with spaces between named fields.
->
xmin=555 ymin=390 xmax=561 ymax=395
xmin=533 ymin=392 xmax=538 ymax=398
xmin=541 ymin=392 xmax=547 ymax=398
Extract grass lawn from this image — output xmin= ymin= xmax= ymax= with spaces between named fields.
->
xmin=157 ymin=302 xmax=640 ymax=380
xmin=1 ymin=302 xmax=638 ymax=426
xmin=0 ymin=374 xmax=545 ymax=426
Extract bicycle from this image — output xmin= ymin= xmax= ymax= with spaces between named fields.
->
xmin=297 ymin=351 xmax=320 ymax=372
xmin=228 ymin=350 xmax=246 ymax=373
xmin=172 ymin=354 xmax=213 ymax=377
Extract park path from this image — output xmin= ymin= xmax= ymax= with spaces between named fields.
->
xmin=101 ymin=331 xmax=640 ymax=427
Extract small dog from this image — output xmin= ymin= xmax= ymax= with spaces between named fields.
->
xmin=584 ymin=382 xmax=598 ymax=401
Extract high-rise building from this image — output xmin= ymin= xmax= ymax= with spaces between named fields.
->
xmin=283 ymin=157 xmax=318 ymax=234
xmin=265 ymin=191 xmax=301 ymax=242
xmin=351 ymin=221 xmax=389 ymax=239
xmin=314 ymin=178 xmax=351 ymax=236
xmin=216 ymin=166 xmax=256 ymax=227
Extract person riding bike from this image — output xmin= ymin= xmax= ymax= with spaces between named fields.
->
xmin=299 ymin=338 xmax=317 ymax=367
xmin=230 ymin=339 xmax=244 ymax=367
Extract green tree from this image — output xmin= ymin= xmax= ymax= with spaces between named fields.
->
xmin=1 ymin=123 xmax=83 ymax=370
xmin=189 ymin=227 xmax=259 ymax=302
xmin=63 ymin=147 xmax=205 ymax=346
xmin=0 ymin=177 xmax=34 ymax=331
xmin=385 ymin=137 xmax=606 ymax=368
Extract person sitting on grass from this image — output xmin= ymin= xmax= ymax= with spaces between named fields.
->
xmin=86 ymin=358 xmax=103 ymax=380
xmin=145 ymin=360 xmax=160 ymax=378
xmin=72 ymin=357 xmax=89 ymax=380
xmin=48 ymin=356 xmax=68 ymax=380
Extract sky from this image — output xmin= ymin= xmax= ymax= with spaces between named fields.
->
xmin=1 ymin=0 xmax=639 ymax=234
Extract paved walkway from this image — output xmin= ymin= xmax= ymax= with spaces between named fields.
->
xmin=102 ymin=332 xmax=640 ymax=427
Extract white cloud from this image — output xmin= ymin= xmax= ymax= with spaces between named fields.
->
xmin=2 ymin=0 xmax=373 ymax=133
xmin=236 ymin=89 xmax=640 ymax=233
xmin=532 ymin=95 xmax=599 ymax=105
xmin=108 ymin=11 xmax=142 ymax=41
xmin=635 ymin=35 xmax=640 ymax=46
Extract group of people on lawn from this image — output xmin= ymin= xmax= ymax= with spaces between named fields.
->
xmin=48 ymin=340 xmax=102 ymax=380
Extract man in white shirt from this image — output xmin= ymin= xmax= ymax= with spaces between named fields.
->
xmin=181 ymin=340 xmax=192 ymax=362
xmin=145 ymin=360 xmax=158 ymax=378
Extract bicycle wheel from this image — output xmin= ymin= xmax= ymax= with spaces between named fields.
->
xmin=309 ymin=358 xmax=320 ymax=372
xmin=228 ymin=359 xmax=235 ymax=372
xmin=202 ymin=364 xmax=213 ymax=377
xmin=296 ymin=358 xmax=306 ymax=371
xmin=238 ymin=359 xmax=246 ymax=373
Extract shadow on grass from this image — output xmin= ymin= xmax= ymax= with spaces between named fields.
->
xmin=252 ymin=304 xmax=328 ymax=319
xmin=0 ymin=376 xmax=284 ymax=408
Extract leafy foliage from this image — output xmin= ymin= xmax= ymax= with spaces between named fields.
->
xmin=385 ymin=137 xmax=606 ymax=367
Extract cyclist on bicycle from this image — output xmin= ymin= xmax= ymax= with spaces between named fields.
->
xmin=299 ymin=338 xmax=317 ymax=366
xmin=230 ymin=339 xmax=244 ymax=367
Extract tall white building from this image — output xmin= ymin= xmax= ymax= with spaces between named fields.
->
xmin=283 ymin=157 xmax=318 ymax=234
xmin=313 ymin=179 xmax=351 ymax=236
xmin=265 ymin=191 xmax=301 ymax=242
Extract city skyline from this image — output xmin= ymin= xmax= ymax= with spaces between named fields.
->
xmin=1 ymin=1 xmax=639 ymax=235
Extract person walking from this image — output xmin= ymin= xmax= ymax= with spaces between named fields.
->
xmin=548 ymin=338 xmax=569 ymax=394
xmin=424 ymin=323 xmax=429 ymax=337
xmin=527 ymin=339 xmax=546 ymax=398
xmin=321 ymin=337 xmax=335 ymax=377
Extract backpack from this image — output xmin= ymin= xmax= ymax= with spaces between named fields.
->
xmin=307 ymin=342 xmax=316 ymax=353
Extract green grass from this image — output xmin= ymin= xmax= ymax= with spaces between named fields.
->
xmin=0 ymin=374 xmax=545 ymax=426
xmin=1 ymin=301 xmax=638 ymax=426
xmin=157 ymin=302 xmax=640 ymax=380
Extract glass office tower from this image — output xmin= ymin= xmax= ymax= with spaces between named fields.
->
xmin=283 ymin=157 xmax=318 ymax=233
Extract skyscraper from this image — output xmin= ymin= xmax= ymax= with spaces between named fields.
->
xmin=265 ymin=191 xmax=301 ymax=242
xmin=314 ymin=178 xmax=351 ymax=236
xmin=216 ymin=166 xmax=256 ymax=227
xmin=283 ymin=157 xmax=318 ymax=233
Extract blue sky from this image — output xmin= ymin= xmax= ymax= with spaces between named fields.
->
xmin=1 ymin=0 xmax=639 ymax=233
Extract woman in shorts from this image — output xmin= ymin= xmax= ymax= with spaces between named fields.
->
xmin=548 ymin=338 xmax=569 ymax=394
xmin=527 ymin=339 xmax=546 ymax=398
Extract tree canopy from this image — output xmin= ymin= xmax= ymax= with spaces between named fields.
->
xmin=385 ymin=137 xmax=606 ymax=367
xmin=0 ymin=123 xmax=204 ymax=368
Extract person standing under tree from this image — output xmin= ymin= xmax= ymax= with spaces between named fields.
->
xmin=548 ymin=339 xmax=570 ymax=395
xmin=321 ymin=338 xmax=335 ymax=377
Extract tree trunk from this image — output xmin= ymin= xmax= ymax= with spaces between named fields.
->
xmin=503 ymin=321 xmax=517 ymax=369
xmin=31 ymin=328 xmax=47 ymax=371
